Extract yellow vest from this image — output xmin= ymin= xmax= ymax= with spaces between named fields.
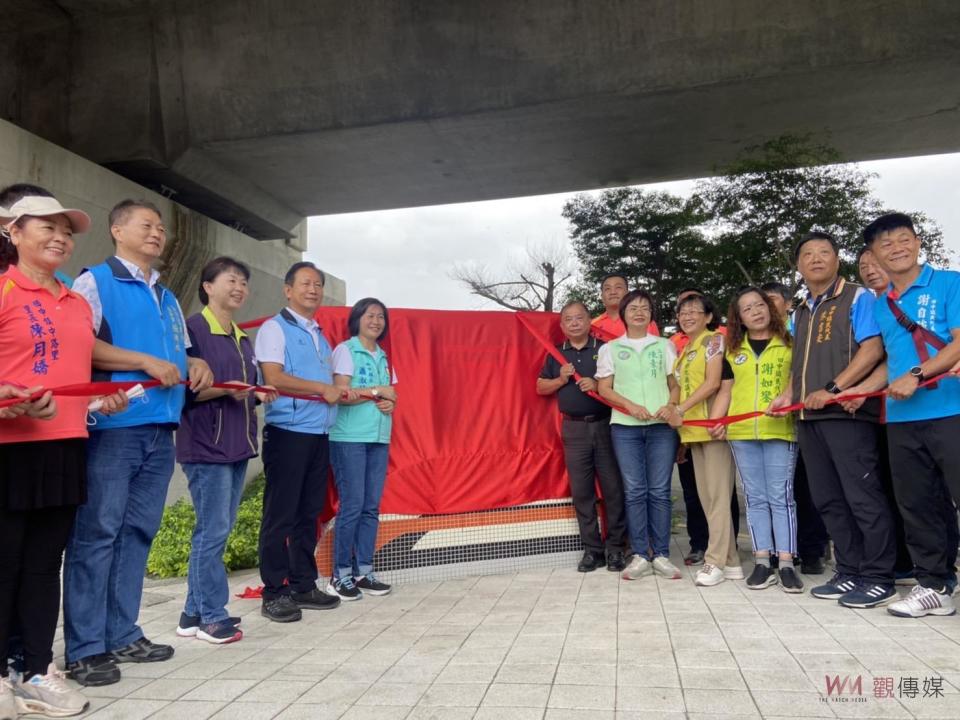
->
xmin=675 ymin=330 xmax=723 ymax=444
xmin=725 ymin=336 xmax=795 ymax=441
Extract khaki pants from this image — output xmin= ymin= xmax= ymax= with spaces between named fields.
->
xmin=689 ymin=441 xmax=739 ymax=568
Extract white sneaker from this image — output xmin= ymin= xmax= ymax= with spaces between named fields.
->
xmin=651 ymin=556 xmax=682 ymax=579
xmin=622 ymin=555 xmax=652 ymax=580
xmin=888 ymin=584 xmax=956 ymax=618
xmin=695 ymin=563 xmax=725 ymax=587
xmin=14 ymin=663 xmax=89 ymax=717
xmin=723 ymin=565 xmax=744 ymax=580
xmin=1 ymin=676 xmax=17 ymax=720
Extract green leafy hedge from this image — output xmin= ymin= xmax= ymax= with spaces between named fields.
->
xmin=147 ymin=474 xmax=264 ymax=578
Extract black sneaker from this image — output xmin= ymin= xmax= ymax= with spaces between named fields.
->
xmin=196 ymin=621 xmax=243 ymax=645
xmin=176 ymin=612 xmax=242 ymax=637
xmin=800 ymin=556 xmax=826 ymax=575
xmin=261 ymin=595 xmax=302 ymax=623
xmin=838 ymin=582 xmax=896 ymax=609
xmin=110 ymin=637 xmax=174 ymax=664
xmin=746 ymin=564 xmax=777 ymax=589
xmin=811 ymin=572 xmax=858 ymax=600
xmin=66 ymin=654 xmax=120 ymax=687
xmin=605 ymin=550 xmax=626 ymax=572
xmin=291 ymin=587 xmax=342 ymax=609
xmin=778 ymin=567 xmax=804 ymax=593
xmin=357 ymin=574 xmax=392 ymax=596
xmin=325 ymin=576 xmax=363 ymax=601
xmin=684 ymin=549 xmax=705 ymax=566
xmin=577 ymin=550 xmax=604 ymax=573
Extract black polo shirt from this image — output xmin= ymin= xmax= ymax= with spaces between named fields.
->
xmin=539 ymin=336 xmax=611 ymax=418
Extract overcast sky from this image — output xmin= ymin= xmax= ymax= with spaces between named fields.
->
xmin=307 ymin=152 xmax=960 ymax=311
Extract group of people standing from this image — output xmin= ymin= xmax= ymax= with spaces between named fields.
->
xmin=0 ymin=185 xmax=397 ymax=718
xmin=539 ymin=216 xmax=960 ymax=622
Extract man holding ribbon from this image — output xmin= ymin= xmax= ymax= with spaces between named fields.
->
xmin=537 ymin=301 xmax=627 ymax=573
xmin=769 ymin=231 xmax=895 ymax=609
xmin=64 ymin=199 xmax=214 ymax=686
xmin=865 ymin=213 xmax=960 ymax=618
xmin=254 ymin=261 xmax=346 ymax=623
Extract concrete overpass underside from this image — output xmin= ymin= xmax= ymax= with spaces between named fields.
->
xmin=2 ymin=0 xmax=959 ymax=240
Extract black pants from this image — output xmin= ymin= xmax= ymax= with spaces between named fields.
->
xmin=793 ymin=455 xmax=829 ymax=561
xmin=797 ymin=419 xmax=895 ymax=584
xmin=259 ymin=425 xmax=329 ymax=599
xmin=876 ymin=427 xmax=918 ymax=573
xmin=887 ymin=415 xmax=960 ymax=589
xmin=561 ymin=418 xmax=626 ymax=553
xmin=0 ymin=504 xmax=76 ymax=678
xmin=680 ymin=450 xmax=740 ymax=553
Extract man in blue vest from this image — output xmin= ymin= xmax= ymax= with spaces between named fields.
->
xmin=254 ymin=261 xmax=347 ymax=622
xmin=64 ymin=199 xmax=213 ymax=686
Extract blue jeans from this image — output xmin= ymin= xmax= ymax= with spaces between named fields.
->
xmin=330 ymin=442 xmax=389 ymax=579
xmin=182 ymin=461 xmax=247 ymax=623
xmin=610 ymin=423 xmax=678 ymax=559
xmin=64 ymin=426 xmax=175 ymax=662
xmin=730 ymin=439 xmax=798 ymax=556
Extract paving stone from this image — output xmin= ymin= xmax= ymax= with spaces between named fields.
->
xmin=547 ymin=682 xmax=616 ymax=709
xmin=418 ymin=682 xmax=488 ymax=707
xmin=481 ymin=682 xmax=551 ymax=708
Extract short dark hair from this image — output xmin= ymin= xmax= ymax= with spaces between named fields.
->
xmin=760 ymin=281 xmax=791 ymax=302
xmin=677 ymin=293 xmax=720 ymax=331
xmin=676 ymin=287 xmax=706 ymax=307
xmin=347 ymin=298 xmax=389 ymax=339
xmin=794 ymin=231 xmax=838 ymax=259
xmin=600 ymin=273 xmax=628 ymax=287
xmin=0 ymin=184 xmax=56 ymax=270
xmin=618 ymin=289 xmax=657 ymax=327
xmin=198 ymin=256 xmax=251 ymax=304
xmin=108 ymin=199 xmax=163 ymax=245
xmin=855 ymin=245 xmax=873 ymax=264
xmin=284 ymin=261 xmax=325 ymax=287
xmin=559 ymin=300 xmax=590 ymax=316
xmin=862 ymin=212 xmax=916 ymax=246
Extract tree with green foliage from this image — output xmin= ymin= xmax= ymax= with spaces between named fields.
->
xmin=696 ymin=134 xmax=949 ymax=298
xmin=563 ymin=134 xmax=950 ymax=322
xmin=562 ymin=188 xmax=711 ymax=324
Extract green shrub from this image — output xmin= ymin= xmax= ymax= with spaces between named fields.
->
xmin=147 ymin=473 xmax=265 ymax=579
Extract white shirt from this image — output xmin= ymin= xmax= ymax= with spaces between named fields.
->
xmin=331 ymin=341 xmax=399 ymax=383
xmin=254 ymin=307 xmax=324 ymax=365
xmin=595 ymin=334 xmax=677 ymax=378
xmin=72 ymin=256 xmax=190 ymax=348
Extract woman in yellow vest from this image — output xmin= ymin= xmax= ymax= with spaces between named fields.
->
xmin=707 ymin=288 xmax=801 ymax=592
xmin=596 ymin=289 xmax=683 ymax=582
xmin=674 ymin=293 xmax=742 ymax=587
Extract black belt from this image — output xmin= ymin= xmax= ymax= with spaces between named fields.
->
xmin=562 ymin=414 xmax=609 ymax=423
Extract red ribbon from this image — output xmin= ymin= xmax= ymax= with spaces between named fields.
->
xmin=0 ymin=380 xmax=378 ymax=409
xmin=516 ymin=312 xmax=958 ymax=428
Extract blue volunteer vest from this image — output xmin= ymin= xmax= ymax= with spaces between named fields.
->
xmin=87 ymin=257 xmax=188 ymax=428
xmin=263 ymin=309 xmax=337 ymax=434
xmin=330 ymin=336 xmax=392 ymax=444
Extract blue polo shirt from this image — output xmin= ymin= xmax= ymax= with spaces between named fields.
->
xmin=875 ymin=264 xmax=960 ymax=423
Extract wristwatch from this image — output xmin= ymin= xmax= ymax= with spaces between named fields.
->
xmin=371 ymin=388 xmax=381 ymax=399
xmin=910 ymin=366 xmax=925 ymax=383
xmin=824 ymin=381 xmax=842 ymax=395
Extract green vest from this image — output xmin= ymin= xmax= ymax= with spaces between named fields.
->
xmin=609 ymin=337 xmax=672 ymax=427
xmin=330 ymin=336 xmax=392 ymax=444
xmin=725 ymin=336 xmax=795 ymax=441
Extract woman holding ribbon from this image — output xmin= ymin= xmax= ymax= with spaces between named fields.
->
xmin=0 ymin=186 xmax=127 ymax=717
xmin=174 ymin=257 xmax=277 ymax=644
xmin=673 ymin=292 xmax=743 ymax=587
xmin=596 ymin=289 xmax=683 ymax=581
xmin=326 ymin=298 xmax=398 ymax=600
xmin=707 ymin=287 xmax=801 ymax=592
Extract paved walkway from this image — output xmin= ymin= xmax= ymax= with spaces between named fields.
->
xmin=64 ymin=538 xmax=960 ymax=719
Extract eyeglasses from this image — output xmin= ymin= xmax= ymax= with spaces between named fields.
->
xmin=677 ymin=310 xmax=705 ymax=319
